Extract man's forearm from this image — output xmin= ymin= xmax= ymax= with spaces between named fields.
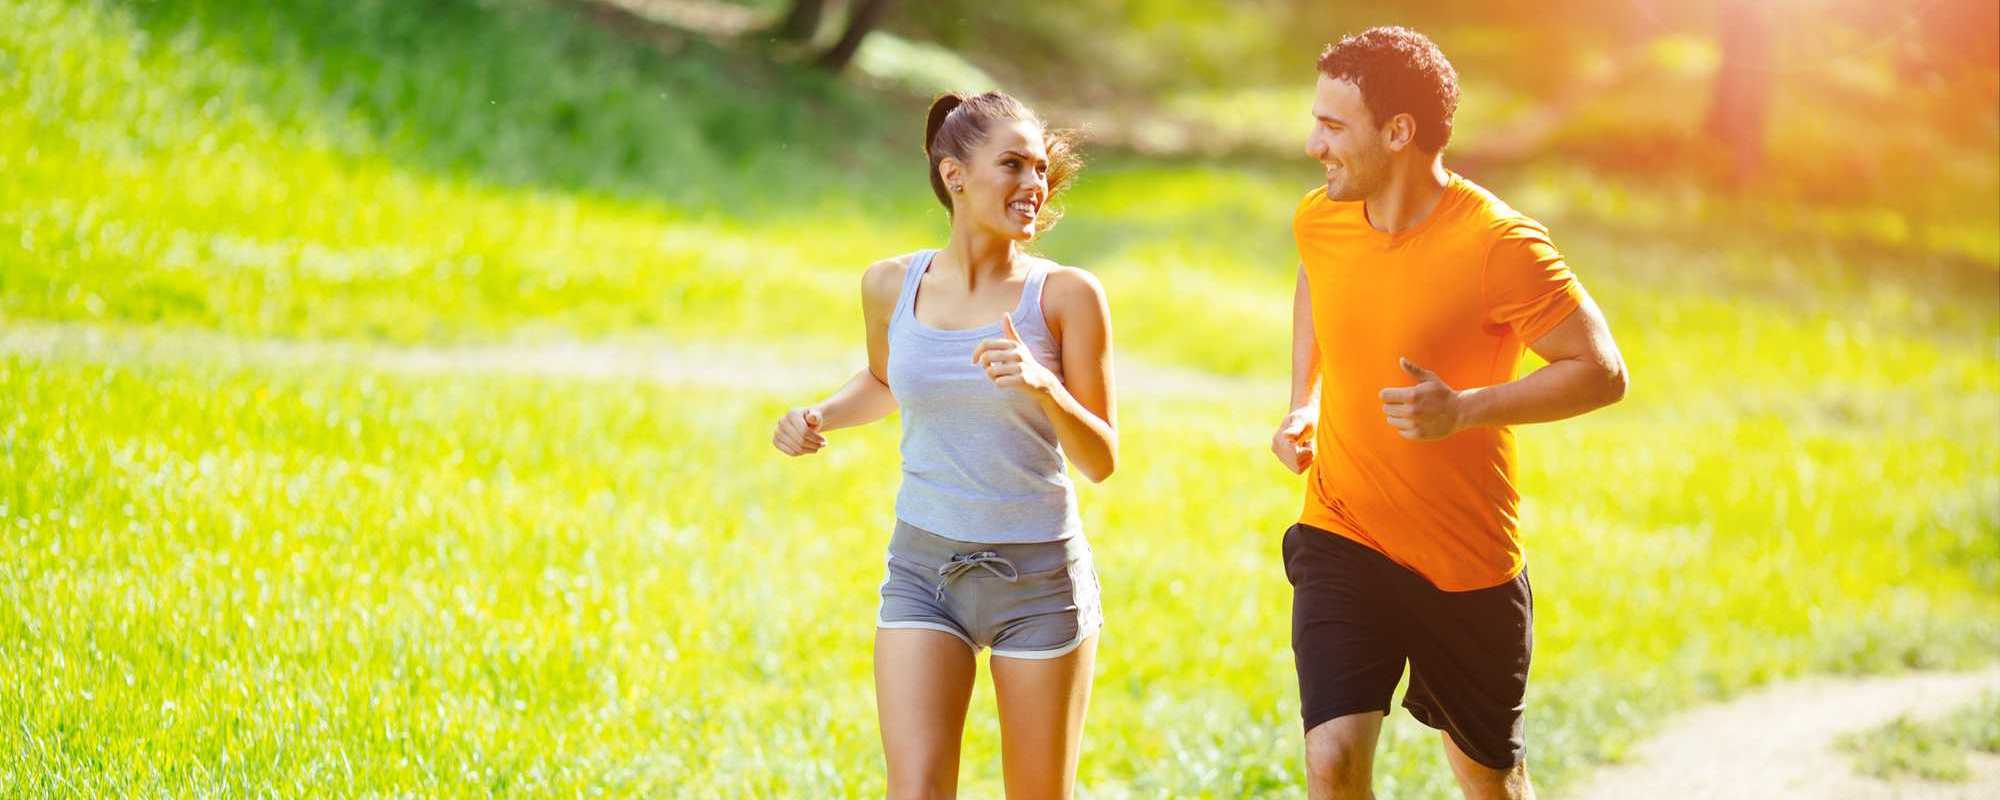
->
xmin=1458 ymin=356 xmax=1625 ymax=428
xmin=1290 ymin=264 xmax=1321 ymax=411
xmin=1291 ymin=350 xmax=1320 ymax=411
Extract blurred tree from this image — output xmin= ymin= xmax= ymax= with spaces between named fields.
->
xmin=1705 ymin=0 xmax=1772 ymax=184
xmin=818 ymin=0 xmax=894 ymax=72
xmin=891 ymin=0 xmax=1308 ymax=102
xmin=762 ymin=0 xmax=893 ymax=72
xmin=769 ymin=0 xmax=825 ymax=43
xmin=546 ymin=0 xmax=689 ymax=52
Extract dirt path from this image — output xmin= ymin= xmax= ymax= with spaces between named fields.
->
xmin=0 ymin=319 xmax=1271 ymax=400
xmin=1565 ymin=668 xmax=2000 ymax=800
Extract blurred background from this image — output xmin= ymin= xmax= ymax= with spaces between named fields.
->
xmin=2 ymin=0 xmax=1995 ymax=796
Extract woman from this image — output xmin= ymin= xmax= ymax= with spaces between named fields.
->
xmin=770 ymin=91 xmax=1117 ymax=798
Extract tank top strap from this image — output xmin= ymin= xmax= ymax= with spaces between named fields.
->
xmin=891 ymin=249 xmax=936 ymax=325
xmin=1017 ymin=259 xmax=1052 ymax=330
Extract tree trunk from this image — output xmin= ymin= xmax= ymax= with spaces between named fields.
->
xmin=1705 ymin=0 xmax=1773 ymax=184
xmin=770 ymin=0 xmax=826 ymax=42
xmin=816 ymin=0 xmax=893 ymax=72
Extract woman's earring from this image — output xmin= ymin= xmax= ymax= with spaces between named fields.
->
xmin=950 ymin=184 xmax=962 ymax=193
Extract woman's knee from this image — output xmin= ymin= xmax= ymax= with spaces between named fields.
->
xmin=884 ymin=769 xmax=956 ymax=800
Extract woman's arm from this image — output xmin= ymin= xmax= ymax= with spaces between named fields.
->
xmin=974 ymin=265 xmax=1118 ymax=482
xmin=772 ymin=257 xmax=906 ymax=456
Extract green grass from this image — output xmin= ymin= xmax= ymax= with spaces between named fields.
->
xmin=1836 ymin=691 xmax=2000 ymax=782
xmin=0 ymin=0 xmax=929 ymax=349
xmin=2 ymin=322 xmax=1995 ymax=796
xmin=2 ymin=0 xmax=1997 ymax=796
xmin=7 ymin=0 xmax=1992 ymax=373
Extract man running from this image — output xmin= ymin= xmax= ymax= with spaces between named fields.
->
xmin=1269 ymin=26 xmax=1629 ymax=800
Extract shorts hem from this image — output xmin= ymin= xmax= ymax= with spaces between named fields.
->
xmin=876 ymin=619 xmax=978 ymax=652
xmin=990 ymin=622 xmax=1100 ymax=661
xmin=1402 ymin=699 xmax=1522 ymax=770
xmin=1301 ymin=699 xmax=1395 ymax=734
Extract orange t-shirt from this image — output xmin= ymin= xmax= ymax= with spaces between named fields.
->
xmin=1293 ymin=172 xmax=1583 ymax=591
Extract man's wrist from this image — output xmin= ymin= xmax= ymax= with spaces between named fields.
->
xmin=1453 ymin=386 xmax=1490 ymax=430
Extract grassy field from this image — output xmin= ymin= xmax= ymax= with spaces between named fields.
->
xmin=1837 ymin=691 xmax=2000 ymax=783
xmin=3 ymin=0 xmax=1997 ymax=796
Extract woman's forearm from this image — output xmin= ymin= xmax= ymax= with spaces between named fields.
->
xmin=1036 ymin=383 xmax=1117 ymax=483
xmin=815 ymin=368 xmax=899 ymax=431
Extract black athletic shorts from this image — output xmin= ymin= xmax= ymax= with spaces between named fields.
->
xmin=1282 ymin=522 xmax=1533 ymax=770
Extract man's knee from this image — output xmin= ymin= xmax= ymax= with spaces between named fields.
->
xmin=1452 ymin=758 xmax=1533 ymax=800
xmin=1496 ymin=760 xmax=1534 ymax=800
xmin=1304 ymin=716 xmax=1380 ymax=798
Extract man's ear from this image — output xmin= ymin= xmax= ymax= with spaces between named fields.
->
xmin=1383 ymin=112 xmax=1417 ymax=153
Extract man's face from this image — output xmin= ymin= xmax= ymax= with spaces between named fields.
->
xmin=1305 ymin=75 xmax=1390 ymax=202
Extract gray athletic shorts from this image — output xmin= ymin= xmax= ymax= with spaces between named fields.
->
xmin=877 ymin=520 xmax=1103 ymax=659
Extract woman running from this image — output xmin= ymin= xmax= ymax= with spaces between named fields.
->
xmin=771 ymin=91 xmax=1117 ymax=799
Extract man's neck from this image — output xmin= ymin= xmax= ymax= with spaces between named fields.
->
xmin=1362 ymin=155 xmax=1451 ymax=234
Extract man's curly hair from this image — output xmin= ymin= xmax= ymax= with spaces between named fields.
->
xmin=1316 ymin=27 xmax=1460 ymax=153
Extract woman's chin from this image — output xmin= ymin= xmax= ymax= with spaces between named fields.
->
xmin=984 ymin=220 xmax=1037 ymax=241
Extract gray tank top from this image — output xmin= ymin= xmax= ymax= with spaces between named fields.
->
xmin=886 ymin=249 xmax=1082 ymax=543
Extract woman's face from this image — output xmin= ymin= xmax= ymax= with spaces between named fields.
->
xmin=944 ymin=119 xmax=1050 ymax=241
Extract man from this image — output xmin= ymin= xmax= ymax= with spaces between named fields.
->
xmin=1269 ymin=27 xmax=1629 ymax=800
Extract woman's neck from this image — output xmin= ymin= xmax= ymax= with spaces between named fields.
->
xmin=935 ymin=223 xmax=1023 ymax=290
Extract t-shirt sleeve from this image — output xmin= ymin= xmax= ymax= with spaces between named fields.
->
xmin=1293 ymin=186 xmax=1326 ymax=225
xmin=1483 ymin=222 xmax=1583 ymax=344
